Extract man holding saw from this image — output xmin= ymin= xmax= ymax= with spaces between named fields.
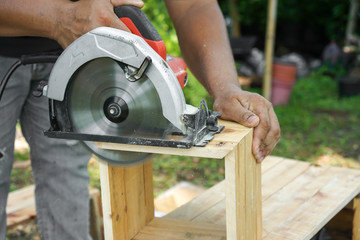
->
xmin=0 ymin=0 xmax=280 ymax=239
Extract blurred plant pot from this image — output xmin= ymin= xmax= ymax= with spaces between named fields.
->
xmin=271 ymin=62 xmax=297 ymax=106
xmin=272 ymin=62 xmax=297 ymax=84
xmin=338 ymin=76 xmax=360 ymax=97
xmin=271 ymin=81 xmax=295 ymax=106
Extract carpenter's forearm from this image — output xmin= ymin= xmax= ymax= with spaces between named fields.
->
xmin=165 ymin=0 xmax=240 ymax=99
xmin=0 ymin=0 xmax=62 ymax=39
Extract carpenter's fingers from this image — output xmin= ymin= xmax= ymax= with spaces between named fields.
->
xmin=252 ymin=107 xmax=272 ymax=163
xmin=261 ymin=108 xmax=281 ymax=157
xmin=111 ymin=0 xmax=144 ymax=8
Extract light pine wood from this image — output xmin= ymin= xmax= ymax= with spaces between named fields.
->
xmin=97 ymin=117 xmax=360 ymax=240
xmin=99 ymin=161 xmax=114 ymax=240
xmin=264 ymin=166 xmax=360 ymax=240
xmin=133 ymin=218 xmax=226 ymax=240
xmin=261 ymin=159 xmax=310 ymax=201
xmin=96 ymin=120 xmax=251 ymax=159
xmin=6 ymin=185 xmax=102 ymax=239
xmin=89 ymin=188 xmax=104 ymax=240
xmin=6 ymin=207 xmax=36 ymax=227
xmin=353 ymin=196 xmax=360 ymax=240
xmin=164 ymin=156 xmax=307 ymax=225
xmin=163 ymin=157 xmax=360 ymax=240
xmin=164 ymin=156 xmax=283 ymax=225
xmin=99 ymin=160 xmax=154 ymax=240
xmin=225 ymin=129 xmax=262 ymax=240
xmin=6 ymin=185 xmax=35 ymax=215
xmin=165 ymin=181 xmax=226 ymax=222
xmin=99 ymin=120 xmax=260 ymax=240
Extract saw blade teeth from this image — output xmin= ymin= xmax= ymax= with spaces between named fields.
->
xmin=67 ymin=57 xmax=168 ymax=164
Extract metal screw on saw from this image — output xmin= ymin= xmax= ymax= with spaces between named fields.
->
xmin=108 ymin=103 xmax=121 ymax=117
xmin=125 ymin=56 xmax=152 ymax=82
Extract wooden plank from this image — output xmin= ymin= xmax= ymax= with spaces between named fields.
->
xmin=89 ymin=188 xmax=103 ymax=240
xmin=262 ymin=165 xmax=332 ymax=238
xmin=6 ymin=185 xmax=35 ymax=214
xmin=99 ymin=161 xmax=114 ymax=240
xmin=353 ymin=195 xmax=360 ymax=240
xmin=163 ymin=157 xmax=360 ymax=240
xmin=225 ymin=137 xmax=246 ymax=240
xmin=165 ymin=181 xmax=226 ymax=221
xmin=6 ymin=207 xmax=36 ymax=228
xmin=261 ymin=156 xmax=285 ymax=173
xmin=165 ymin=156 xmax=286 ymax=225
xmin=133 ymin=218 xmax=226 ymax=240
xmin=7 ymin=185 xmax=36 ymax=228
xmin=96 ymin=121 xmax=251 ymax=159
xmin=216 ymin=119 xmax=249 ymax=130
xmin=192 ymin=200 xmax=226 ymax=225
xmin=225 ymin=129 xmax=261 ymax=240
xmin=263 ymin=166 xmax=360 ymax=240
xmin=99 ymin=160 xmax=154 ymax=240
xmin=261 ymin=159 xmax=310 ymax=201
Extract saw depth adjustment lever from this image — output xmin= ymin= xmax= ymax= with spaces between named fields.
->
xmin=125 ymin=56 xmax=151 ymax=82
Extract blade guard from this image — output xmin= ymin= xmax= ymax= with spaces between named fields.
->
xmin=44 ymin=27 xmax=187 ymax=133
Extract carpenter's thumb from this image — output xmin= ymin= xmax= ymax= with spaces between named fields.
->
xmin=236 ymin=109 xmax=260 ymax=128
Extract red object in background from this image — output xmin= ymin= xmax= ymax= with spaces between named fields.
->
xmin=271 ymin=62 xmax=297 ymax=106
xmin=166 ymin=55 xmax=188 ymax=89
xmin=272 ymin=63 xmax=297 ymax=84
xmin=271 ymin=81 xmax=294 ymax=106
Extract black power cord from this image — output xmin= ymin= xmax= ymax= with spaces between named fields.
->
xmin=0 ymin=53 xmax=60 ymax=102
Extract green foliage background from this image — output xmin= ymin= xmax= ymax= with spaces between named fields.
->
xmin=219 ymin=0 xmax=349 ymax=41
xmin=142 ymin=0 xmax=352 ymax=106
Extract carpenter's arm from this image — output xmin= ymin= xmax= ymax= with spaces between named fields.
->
xmin=0 ymin=0 xmax=144 ymax=48
xmin=165 ymin=0 xmax=280 ymax=162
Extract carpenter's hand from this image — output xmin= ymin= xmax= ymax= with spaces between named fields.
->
xmin=53 ymin=0 xmax=144 ymax=48
xmin=213 ymin=85 xmax=280 ymax=163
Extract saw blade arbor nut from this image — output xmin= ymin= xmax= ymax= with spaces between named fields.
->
xmin=103 ymin=96 xmax=129 ymax=124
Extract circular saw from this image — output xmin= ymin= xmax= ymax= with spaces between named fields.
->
xmin=40 ymin=6 xmax=223 ymax=165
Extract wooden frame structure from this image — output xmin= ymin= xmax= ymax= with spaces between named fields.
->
xmin=98 ymin=120 xmax=262 ymax=240
xmin=97 ymin=120 xmax=360 ymax=240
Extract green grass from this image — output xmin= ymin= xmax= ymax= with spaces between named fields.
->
xmin=152 ymin=155 xmax=224 ymax=197
xmin=271 ymin=67 xmax=360 ymax=166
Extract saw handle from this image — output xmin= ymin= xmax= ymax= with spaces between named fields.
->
xmin=115 ymin=6 xmax=167 ymax=60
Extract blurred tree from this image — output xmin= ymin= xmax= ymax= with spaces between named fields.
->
xmin=219 ymin=0 xmax=349 ymax=40
xmin=218 ymin=0 xmax=350 ymax=55
xmin=346 ymin=0 xmax=359 ymax=45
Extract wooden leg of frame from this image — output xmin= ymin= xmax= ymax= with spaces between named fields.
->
xmin=100 ymin=160 xmax=154 ymax=240
xmin=225 ymin=129 xmax=262 ymax=240
xmin=353 ymin=195 xmax=360 ymax=240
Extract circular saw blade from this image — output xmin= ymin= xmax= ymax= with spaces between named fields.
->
xmin=68 ymin=57 xmax=168 ymax=165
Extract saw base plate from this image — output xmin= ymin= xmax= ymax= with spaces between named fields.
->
xmin=44 ymin=125 xmax=224 ymax=149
